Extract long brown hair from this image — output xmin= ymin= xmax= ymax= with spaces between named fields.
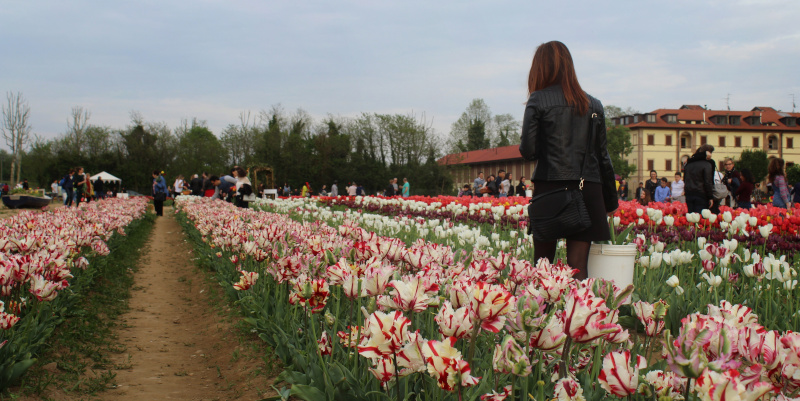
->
xmin=768 ymin=157 xmax=785 ymax=183
xmin=527 ymin=41 xmax=588 ymax=115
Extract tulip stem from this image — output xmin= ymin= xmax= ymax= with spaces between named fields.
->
xmin=559 ymin=337 xmax=573 ymax=379
xmin=467 ymin=323 xmax=481 ymax=367
xmin=684 ymin=377 xmax=692 ymax=401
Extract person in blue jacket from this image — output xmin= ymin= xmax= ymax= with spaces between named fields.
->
xmin=152 ymin=170 xmax=168 ymax=216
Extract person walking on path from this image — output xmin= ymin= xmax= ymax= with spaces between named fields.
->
xmin=74 ymin=167 xmax=87 ymax=207
xmin=402 ymin=178 xmax=410 ymax=198
xmin=392 ymin=178 xmax=399 ymax=195
xmin=769 ymin=158 xmax=792 ymax=209
xmin=62 ymin=169 xmax=75 ymax=206
xmin=152 ymin=170 xmax=168 ymax=216
xmin=50 ymin=180 xmax=59 ymax=199
xmin=683 ymin=144 xmax=716 ymax=214
xmin=519 ymin=41 xmax=619 ymax=280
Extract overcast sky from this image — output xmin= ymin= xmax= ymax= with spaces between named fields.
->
xmin=1 ymin=0 xmax=798 ymax=149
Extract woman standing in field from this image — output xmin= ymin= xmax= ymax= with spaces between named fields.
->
xmin=519 ymin=41 xmax=619 ymax=279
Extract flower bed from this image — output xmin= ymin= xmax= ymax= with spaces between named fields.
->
xmin=0 ymin=198 xmax=151 ymax=389
xmin=176 ymin=196 xmax=800 ymax=400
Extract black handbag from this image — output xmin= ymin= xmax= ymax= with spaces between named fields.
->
xmin=527 ymin=112 xmax=600 ymax=242
xmin=154 ymin=191 xmax=167 ymax=202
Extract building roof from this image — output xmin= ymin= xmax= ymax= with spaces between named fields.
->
xmin=438 ymin=145 xmax=522 ymax=165
xmin=619 ymin=105 xmax=800 ymax=131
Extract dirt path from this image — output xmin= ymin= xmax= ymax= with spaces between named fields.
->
xmin=96 ymin=209 xmax=277 ymax=400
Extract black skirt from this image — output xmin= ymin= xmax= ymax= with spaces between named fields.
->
xmin=531 ymin=180 xmax=611 ymax=242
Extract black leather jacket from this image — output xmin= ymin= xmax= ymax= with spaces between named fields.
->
xmin=519 ymin=85 xmax=618 ymax=212
xmin=683 ymin=153 xmax=714 ymax=199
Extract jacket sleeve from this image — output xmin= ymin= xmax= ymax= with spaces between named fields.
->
xmin=594 ymin=113 xmax=619 ymax=212
xmin=519 ymin=94 xmax=540 ymax=161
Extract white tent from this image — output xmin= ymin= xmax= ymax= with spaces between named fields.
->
xmin=89 ymin=171 xmax=122 ymax=183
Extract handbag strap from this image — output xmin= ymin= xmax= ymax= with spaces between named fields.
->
xmin=579 ymin=108 xmax=601 ymax=190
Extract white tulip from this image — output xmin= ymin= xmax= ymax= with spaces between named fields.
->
xmin=638 ymin=218 xmax=645 ymax=225
xmin=722 ymin=211 xmax=733 ymax=223
xmin=701 ymin=209 xmax=712 ymax=219
xmin=613 ymin=216 xmax=621 ymax=226
xmin=749 ymin=217 xmax=758 ymax=227
xmin=784 ymin=280 xmax=798 ymax=290
xmin=675 ymin=286 xmax=685 ymax=295
xmin=723 ymin=239 xmax=738 ymax=253
xmin=650 ymin=252 xmax=663 ymax=268
xmin=686 ymin=213 xmax=701 ymax=223
xmin=759 ymin=224 xmax=773 ymax=239
xmin=709 ymin=215 xmax=717 ymax=224
xmin=697 ymin=237 xmax=707 ymax=249
xmin=666 ymin=275 xmax=680 ymax=287
xmin=719 ymin=222 xmax=729 ymax=231
xmin=636 ymin=208 xmax=644 ymax=217
xmin=654 ymin=242 xmax=665 ymax=253
xmin=699 ymin=249 xmax=713 ymax=261
xmin=664 ymin=215 xmax=675 ymax=227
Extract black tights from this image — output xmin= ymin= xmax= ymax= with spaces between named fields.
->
xmin=533 ymin=239 xmax=592 ymax=280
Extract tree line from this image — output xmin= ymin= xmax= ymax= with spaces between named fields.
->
xmin=5 ymin=95 xmax=456 ymax=195
xmin=3 ymin=90 xmax=641 ymax=195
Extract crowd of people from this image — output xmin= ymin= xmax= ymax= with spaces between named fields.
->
xmin=629 ymin=148 xmax=799 ymax=213
xmin=464 ymin=170 xmax=530 ymax=198
xmin=56 ymin=167 xmax=114 ymax=207
xmin=279 ymin=177 xmax=411 ymax=198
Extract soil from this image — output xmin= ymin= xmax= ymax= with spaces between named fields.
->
xmin=23 ymin=207 xmax=279 ymax=400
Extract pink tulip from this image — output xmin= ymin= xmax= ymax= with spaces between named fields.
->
xmin=553 ymin=377 xmax=586 ymax=401
xmin=598 ymin=350 xmax=646 ymax=397
xmin=562 ymin=287 xmax=621 ymax=343
xmin=318 ymin=331 xmax=332 ymax=356
xmin=469 ymin=282 xmax=513 ymax=333
xmin=480 ymin=385 xmax=511 ymax=401
xmin=232 ymin=270 xmax=259 ymax=291
xmin=435 ymin=301 xmax=473 ymax=339
xmin=358 ymin=310 xmax=411 ymax=359
xmin=633 ymin=300 xmax=667 ymax=337
xmin=421 ymin=337 xmax=480 ymax=391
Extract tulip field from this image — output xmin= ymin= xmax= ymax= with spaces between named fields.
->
xmin=175 ymin=195 xmax=800 ymax=401
xmin=0 ymin=198 xmax=150 ymax=390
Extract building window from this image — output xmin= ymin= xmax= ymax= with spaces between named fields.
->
xmin=680 ymin=133 xmax=691 ymax=149
xmin=719 ymin=137 xmax=726 ymax=147
xmin=715 ymin=116 xmax=728 ymax=125
xmin=666 ymin=115 xmax=677 ymax=124
xmin=753 ymin=137 xmax=759 ymax=148
xmin=700 ymin=136 xmax=707 ymax=145
xmin=730 ymin=116 xmax=741 ymax=125
xmin=789 ymin=138 xmax=794 ymax=149
xmin=665 ymin=135 xmax=672 ymax=146
xmin=749 ymin=116 xmax=762 ymax=126
xmin=646 ymin=114 xmax=656 ymax=123
xmin=647 ymin=160 xmax=654 ymax=171
xmin=768 ymin=135 xmax=779 ymax=150
xmin=665 ymin=160 xmax=672 ymax=171
xmin=734 ymin=136 xmax=741 ymax=147
xmin=647 ymin=134 xmax=654 ymax=146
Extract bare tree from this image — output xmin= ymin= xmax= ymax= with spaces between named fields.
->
xmin=66 ymin=106 xmax=91 ymax=155
xmin=1 ymin=92 xmax=32 ymax=185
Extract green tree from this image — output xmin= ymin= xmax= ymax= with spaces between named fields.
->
xmin=174 ymin=125 xmax=226 ymax=178
xmin=786 ymin=164 xmax=800 ymax=187
xmin=605 ymin=122 xmax=636 ymax=179
xmin=448 ymin=99 xmax=493 ymax=153
xmin=461 ymin=118 xmax=490 ymax=151
xmin=492 ymin=114 xmax=519 ymax=147
xmin=738 ymin=149 xmax=769 ymax=182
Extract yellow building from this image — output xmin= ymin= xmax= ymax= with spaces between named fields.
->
xmin=614 ymin=105 xmax=800 ymax=185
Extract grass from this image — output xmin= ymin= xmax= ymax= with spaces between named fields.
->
xmin=3 ymin=214 xmax=155 ymax=400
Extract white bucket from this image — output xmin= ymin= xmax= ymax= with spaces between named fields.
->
xmin=587 ymin=243 xmax=637 ymax=288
